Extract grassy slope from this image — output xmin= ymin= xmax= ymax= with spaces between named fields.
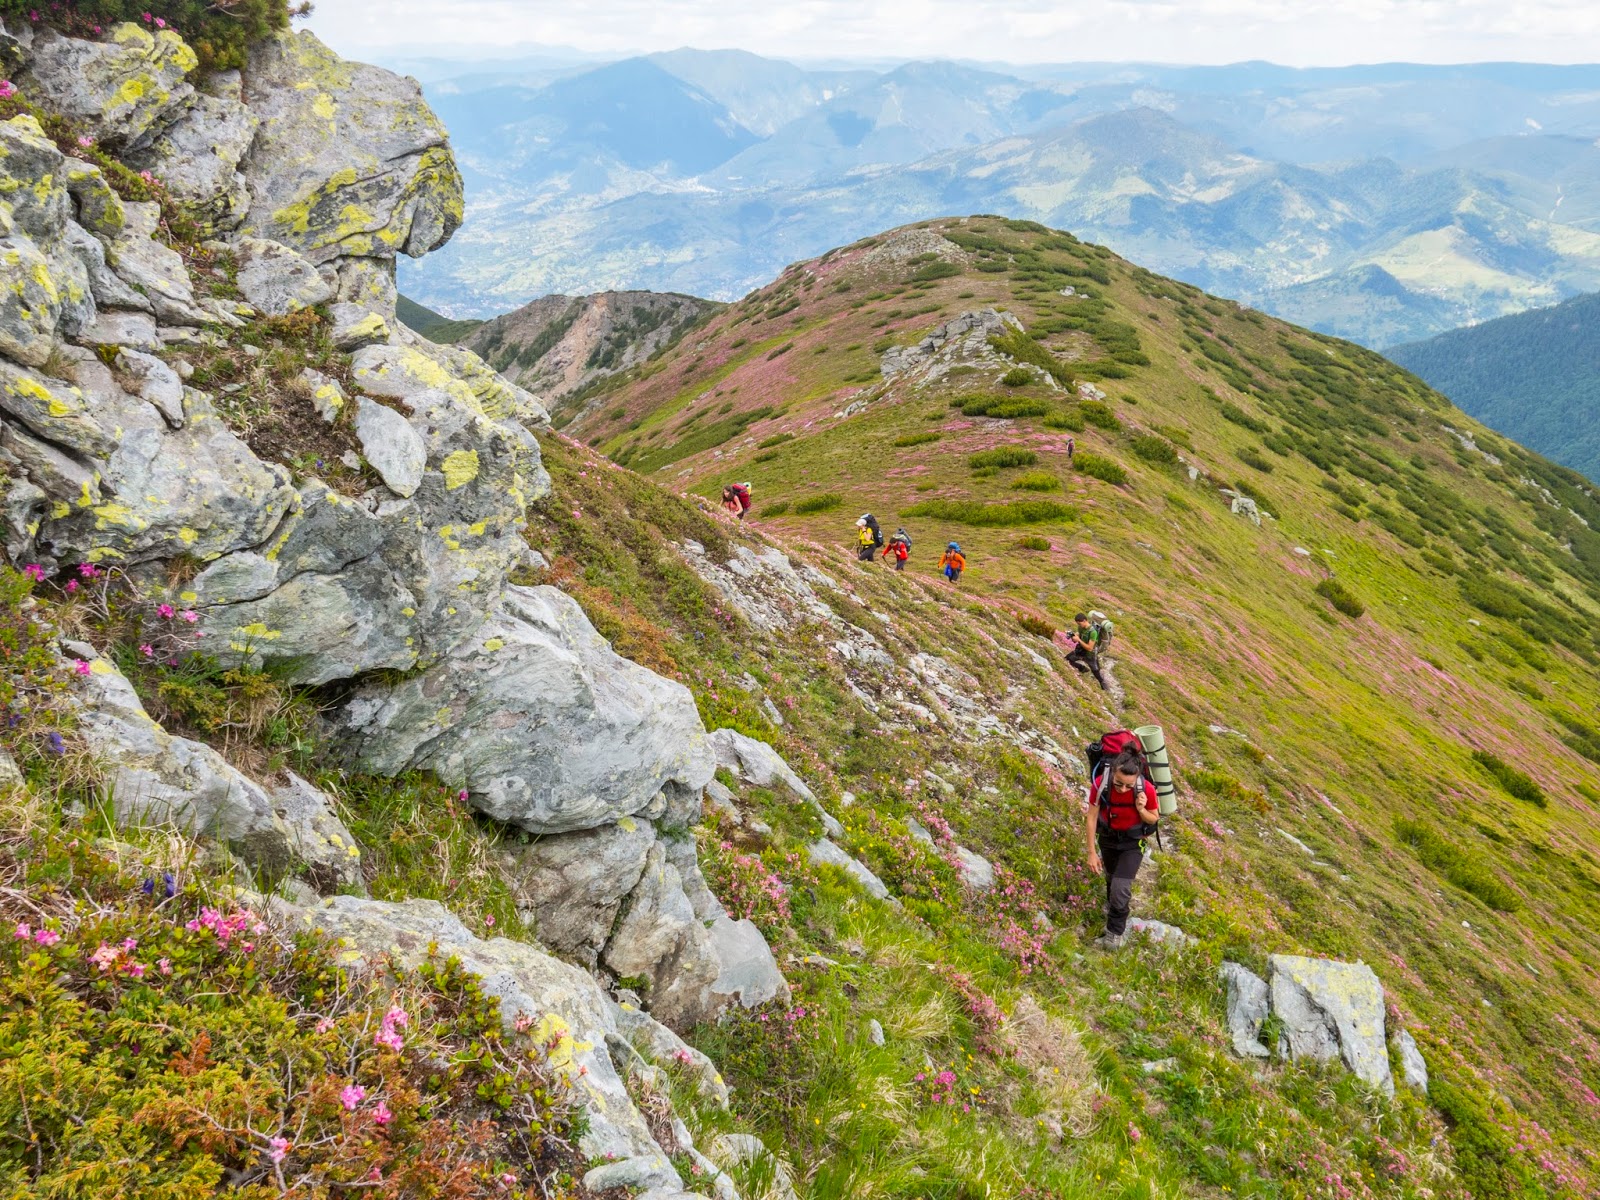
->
xmin=1388 ymin=290 xmax=1600 ymax=484
xmin=545 ymin=217 xmax=1600 ymax=1196
xmin=395 ymin=292 xmax=485 ymax=344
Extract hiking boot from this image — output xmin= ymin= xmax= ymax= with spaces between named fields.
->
xmin=1092 ymin=931 xmax=1126 ymax=950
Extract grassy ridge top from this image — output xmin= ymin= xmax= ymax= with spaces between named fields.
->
xmin=550 ymin=216 xmax=1600 ymax=1193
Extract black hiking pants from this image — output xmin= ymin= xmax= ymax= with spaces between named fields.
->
xmin=1098 ymin=833 xmax=1145 ymax=936
xmin=1067 ymin=646 xmax=1107 ymax=690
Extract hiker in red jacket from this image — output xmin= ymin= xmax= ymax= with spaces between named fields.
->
xmin=1084 ymin=748 xmax=1160 ymax=949
xmin=721 ymin=482 xmax=752 ymax=520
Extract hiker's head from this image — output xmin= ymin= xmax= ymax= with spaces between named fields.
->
xmin=1109 ymin=750 xmax=1143 ymax=788
xmin=1075 ymin=612 xmax=1089 ymax=627
xmin=947 ymin=542 xmax=959 ymax=551
xmin=722 ymin=486 xmax=734 ymax=500
xmin=856 ymin=517 xmax=867 ymax=528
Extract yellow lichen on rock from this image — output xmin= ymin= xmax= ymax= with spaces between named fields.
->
xmin=441 ymin=449 xmax=480 ymax=490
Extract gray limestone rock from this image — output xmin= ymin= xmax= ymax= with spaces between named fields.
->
xmin=0 ymin=419 xmax=102 ymax=512
xmin=705 ymin=912 xmax=790 ymax=1010
xmin=125 ymin=69 xmax=257 ymax=232
xmin=328 ymin=301 xmax=391 ymax=351
xmin=1396 ymin=1029 xmax=1428 ymax=1093
xmin=231 ymin=236 xmax=334 ymax=316
xmin=283 ymin=894 xmax=680 ymax=1167
xmin=114 ymin=348 xmax=185 ymax=427
xmin=1127 ymin=918 xmax=1191 ymax=947
xmin=0 ymin=359 xmax=117 ymax=459
xmin=500 ymin=818 xmax=656 ymax=967
xmin=603 ymin=840 xmax=723 ymax=1031
xmin=1220 ymin=961 xmax=1271 ymax=1059
xmin=238 ymin=30 xmax=463 ymax=263
xmin=66 ymin=649 xmax=296 ymax=876
xmin=103 ymin=202 xmax=214 ymax=326
xmin=32 ymin=352 xmax=296 ymax=568
xmin=75 ymin=308 xmax=160 ymax=351
xmin=353 ymin=395 xmax=425 ymax=497
xmin=708 ymin=727 xmax=841 ymax=836
xmin=1268 ymin=954 xmax=1393 ymax=1096
xmin=269 ymin=772 xmax=365 ymax=895
xmin=337 ymin=585 xmax=715 ymax=833
xmin=954 ymin=844 xmax=995 ymax=891
xmin=868 ymin=1018 xmax=886 ymax=1046
xmin=19 ymin=24 xmax=195 ymax=152
xmin=610 ymin=998 xmax=731 ymax=1107
xmin=300 ymin=367 xmax=345 ymax=423
xmin=808 ymin=838 xmax=891 ymax=901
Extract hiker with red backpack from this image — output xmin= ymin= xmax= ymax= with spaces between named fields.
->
xmin=721 ymin=482 xmax=752 ymax=520
xmin=1083 ymin=730 xmax=1162 ymax=949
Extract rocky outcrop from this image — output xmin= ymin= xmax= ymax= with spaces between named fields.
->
xmin=1396 ymin=1029 xmax=1429 ymax=1093
xmin=1220 ymin=961 xmax=1272 ymax=1059
xmin=500 ymin=819 xmax=657 ymax=967
xmin=880 ymin=308 xmax=1021 ymax=382
xmin=18 ymin=24 xmax=197 ymax=152
xmin=808 ymin=837 xmax=893 ymax=901
xmin=707 ymin=727 xmax=842 ymax=837
xmin=65 ymin=646 xmax=359 ymax=892
xmin=337 ymin=585 xmax=715 ymax=832
xmin=1268 ymin=954 xmax=1393 ymax=1096
xmin=238 ymin=30 xmax=463 ymax=266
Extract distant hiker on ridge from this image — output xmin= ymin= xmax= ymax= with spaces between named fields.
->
xmin=1085 ymin=740 xmax=1160 ymax=949
xmin=1066 ymin=612 xmax=1108 ymax=690
xmin=856 ymin=513 xmax=884 ymax=561
xmin=939 ymin=542 xmax=965 ymax=584
xmin=721 ymin=482 xmax=752 ymax=520
xmin=1066 ymin=436 xmax=1075 ymax=465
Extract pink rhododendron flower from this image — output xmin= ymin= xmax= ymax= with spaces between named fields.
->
xmin=64 ymin=580 xmax=78 ymax=594
xmin=22 ymin=564 xmax=43 ymax=582
xmin=180 ymin=610 xmax=198 ymax=622
xmin=157 ymin=957 xmax=171 ymax=974
xmin=13 ymin=922 xmax=28 ymax=940
xmin=156 ymin=603 xmax=174 ymax=619
xmin=73 ymin=660 xmax=90 ymax=676
xmin=35 ymin=929 xmax=60 ymax=947
xmin=371 ymin=1101 xmax=393 ymax=1125
xmin=340 ymin=1084 xmax=365 ymax=1111
xmin=140 ymin=644 xmax=154 ymax=657
xmin=268 ymin=1136 xmax=289 ymax=1164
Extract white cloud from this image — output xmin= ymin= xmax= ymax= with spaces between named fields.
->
xmin=306 ymin=0 xmax=1600 ymax=66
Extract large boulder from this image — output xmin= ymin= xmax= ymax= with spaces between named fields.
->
xmin=238 ymin=30 xmax=463 ymax=264
xmin=602 ymin=840 xmax=722 ymax=1031
xmin=124 ymin=69 xmax=258 ymax=233
xmin=1268 ymin=954 xmax=1393 ymax=1096
xmin=65 ymin=647 xmax=358 ymax=890
xmin=284 ymin=894 xmax=685 ymax=1171
xmin=499 ymin=818 xmax=657 ymax=967
xmin=230 ymin=235 xmax=334 ymax=316
xmin=337 ymin=585 xmax=716 ymax=832
xmin=26 ymin=348 xmax=297 ymax=569
xmin=1220 ymin=961 xmax=1271 ymax=1059
xmin=18 ymin=24 xmax=196 ymax=153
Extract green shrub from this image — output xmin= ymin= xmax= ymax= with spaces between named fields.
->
xmin=759 ymin=501 xmax=790 ymax=517
xmin=1220 ymin=401 xmax=1270 ymax=433
xmin=989 ymin=327 xmax=1074 ymax=387
xmin=1130 ymin=435 xmax=1177 ymax=465
xmin=1018 ymin=615 xmax=1055 ymax=638
xmin=900 ymin=499 xmax=1074 ymax=526
xmin=999 ymin=367 xmax=1034 ymax=388
xmin=958 ymin=395 xmax=1051 ymax=420
xmin=1043 ymin=409 xmax=1085 ymax=432
xmin=758 ymin=432 xmax=794 ymax=449
xmin=1394 ymin=817 xmax=1522 ymax=910
xmin=1010 ymin=471 xmax=1061 ymax=492
xmin=1315 ymin=579 xmax=1365 ymax=619
xmin=893 ymin=431 xmax=942 ymax=448
xmin=911 ymin=260 xmax=961 ymax=282
xmin=1236 ymin=447 xmax=1275 ymax=473
xmin=1075 ymin=453 xmax=1127 ymax=485
xmin=1471 ymin=750 xmax=1546 ymax=807
xmin=766 ymin=341 xmax=794 ymax=360
xmin=968 ymin=447 xmax=1037 ymax=471
xmin=793 ymin=493 xmax=843 ymax=515
xmin=1192 ymin=770 xmax=1268 ymax=812
xmin=1153 ymin=424 xmax=1194 ymax=450
xmin=1014 ymin=535 xmax=1052 ymax=550
xmin=1077 ymin=400 xmax=1120 ymax=430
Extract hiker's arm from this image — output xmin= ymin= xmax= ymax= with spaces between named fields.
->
xmin=1137 ymin=786 xmax=1160 ymax=824
xmin=1083 ymin=796 xmax=1101 ymax=870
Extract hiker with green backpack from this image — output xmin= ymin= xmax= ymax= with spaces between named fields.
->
xmin=1066 ymin=611 xmax=1111 ymax=691
xmin=1082 ymin=729 xmax=1169 ymax=949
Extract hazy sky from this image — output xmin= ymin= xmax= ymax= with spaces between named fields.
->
xmin=309 ymin=0 xmax=1600 ymax=66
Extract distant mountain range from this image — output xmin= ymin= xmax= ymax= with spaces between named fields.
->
xmin=1389 ymin=291 xmax=1600 ymax=483
xmin=395 ymin=50 xmax=1600 ymax=347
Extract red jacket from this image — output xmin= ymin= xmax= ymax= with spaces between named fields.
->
xmin=883 ymin=541 xmax=908 ymax=562
xmin=1093 ymin=773 xmax=1158 ymax=832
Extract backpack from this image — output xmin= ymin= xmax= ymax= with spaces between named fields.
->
xmin=895 ymin=528 xmax=912 ymax=556
xmin=1087 ymin=609 xmax=1114 ymax=654
xmin=1085 ymin=729 xmax=1159 ymax=841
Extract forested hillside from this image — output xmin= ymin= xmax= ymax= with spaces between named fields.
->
xmin=1390 ymin=291 xmax=1600 ymax=482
